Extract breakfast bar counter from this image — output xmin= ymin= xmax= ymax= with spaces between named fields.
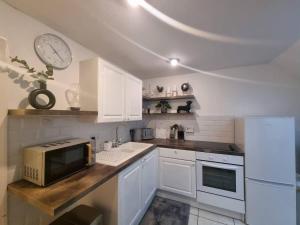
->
xmin=7 ymin=144 xmax=156 ymax=216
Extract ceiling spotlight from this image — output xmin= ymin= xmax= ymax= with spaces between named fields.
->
xmin=128 ymin=0 xmax=141 ymax=7
xmin=169 ymin=58 xmax=180 ymax=67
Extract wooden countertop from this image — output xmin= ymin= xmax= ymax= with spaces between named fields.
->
xmin=139 ymin=138 xmax=244 ymax=156
xmin=7 ymin=145 xmax=156 ymax=216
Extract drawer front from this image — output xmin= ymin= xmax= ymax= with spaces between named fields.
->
xmin=196 ymin=152 xmax=244 ymax=165
xmin=159 ymin=148 xmax=196 ymax=161
xmin=197 ymin=191 xmax=245 ymax=214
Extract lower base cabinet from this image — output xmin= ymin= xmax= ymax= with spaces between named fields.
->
xmin=159 ymin=157 xmax=196 ymax=198
xmin=118 ymin=150 xmax=158 ymax=225
xmin=118 ymin=161 xmax=142 ymax=225
xmin=159 ymin=148 xmax=196 ymax=199
xmin=141 ymin=151 xmax=158 ymax=207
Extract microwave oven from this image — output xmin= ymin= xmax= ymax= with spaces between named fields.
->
xmin=23 ymin=138 xmax=92 ymax=186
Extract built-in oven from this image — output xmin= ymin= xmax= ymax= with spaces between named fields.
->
xmin=196 ymin=152 xmax=244 ymax=201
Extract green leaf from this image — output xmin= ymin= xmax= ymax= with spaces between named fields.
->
xmin=10 ymin=56 xmax=55 ymax=82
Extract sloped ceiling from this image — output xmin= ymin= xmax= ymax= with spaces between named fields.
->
xmin=4 ymin=0 xmax=300 ymax=78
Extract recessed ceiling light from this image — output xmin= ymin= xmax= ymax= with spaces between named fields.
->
xmin=169 ymin=58 xmax=180 ymax=67
xmin=127 ymin=0 xmax=141 ymax=7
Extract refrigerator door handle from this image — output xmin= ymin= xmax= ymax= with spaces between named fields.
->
xmin=246 ymin=177 xmax=295 ymax=187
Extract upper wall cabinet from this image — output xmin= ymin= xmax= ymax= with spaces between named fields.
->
xmin=80 ymin=58 xmax=142 ymax=123
xmin=126 ymin=74 xmax=142 ymax=121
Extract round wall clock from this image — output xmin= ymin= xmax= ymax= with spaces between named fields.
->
xmin=34 ymin=33 xmax=72 ymax=69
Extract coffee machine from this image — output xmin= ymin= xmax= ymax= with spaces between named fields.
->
xmin=170 ymin=124 xmax=185 ymax=140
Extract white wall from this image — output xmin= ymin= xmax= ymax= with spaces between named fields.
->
xmin=143 ymin=62 xmax=300 ymax=170
xmin=144 ymin=63 xmax=300 ymax=116
xmin=273 ymin=39 xmax=300 ymax=78
xmin=0 ymin=37 xmax=8 ymax=225
xmin=0 ymin=0 xmax=96 ymax=110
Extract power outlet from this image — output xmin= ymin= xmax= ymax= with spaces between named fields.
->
xmin=185 ymin=127 xmax=194 ymax=134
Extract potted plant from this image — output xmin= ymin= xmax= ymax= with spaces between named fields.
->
xmin=11 ymin=56 xmax=56 ymax=109
xmin=155 ymin=100 xmax=171 ymax=114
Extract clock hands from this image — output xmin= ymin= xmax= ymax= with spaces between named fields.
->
xmin=49 ymin=44 xmax=64 ymax=63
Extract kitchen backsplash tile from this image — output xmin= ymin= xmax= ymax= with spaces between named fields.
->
xmin=7 ymin=115 xmax=236 ymax=184
xmin=144 ymin=115 xmax=235 ymax=143
xmin=7 ymin=116 xmax=145 ymax=183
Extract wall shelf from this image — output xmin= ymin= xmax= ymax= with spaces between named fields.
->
xmin=8 ymin=109 xmax=98 ymax=117
xmin=143 ymin=95 xmax=195 ymax=101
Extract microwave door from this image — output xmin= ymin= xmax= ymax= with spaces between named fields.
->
xmin=44 ymin=144 xmax=88 ymax=185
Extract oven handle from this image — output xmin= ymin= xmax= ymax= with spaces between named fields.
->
xmin=200 ymin=161 xmax=238 ymax=170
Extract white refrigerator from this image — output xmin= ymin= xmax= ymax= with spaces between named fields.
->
xmin=235 ymin=117 xmax=296 ymax=225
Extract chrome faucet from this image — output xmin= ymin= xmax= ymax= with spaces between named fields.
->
xmin=112 ymin=125 xmax=122 ymax=148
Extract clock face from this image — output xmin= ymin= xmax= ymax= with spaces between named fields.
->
xmin=34 ymin=33 xmax=72 ymax=69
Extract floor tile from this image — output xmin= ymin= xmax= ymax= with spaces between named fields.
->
xmin=190 ymin=206 xmax=199 ymax=216
xmin=198 ymin=217 xmax=224 ymax=225
xmin=188 ymin=214 xmax=198 ymax=225
xmin=198 ymin=209 xmax=234 ymax=225
xmin=139 ymin=196 xmax=190 ymax=225
xmin=233 ymin=219 xmax=246 ymax=225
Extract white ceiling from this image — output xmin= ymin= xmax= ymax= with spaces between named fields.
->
xmin=4 ymin=0 xmax=300 ymax=78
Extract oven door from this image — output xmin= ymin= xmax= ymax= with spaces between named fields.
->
xmin=44 ymin=143 xmax=89 ymax=186
xmin=197 ymin=160 xmax=244 ymax=200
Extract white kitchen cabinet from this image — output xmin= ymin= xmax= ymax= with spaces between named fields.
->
xmin=118 ymin=161 xmax=142 ymax=225
xmin=79 ymin=58 xmax=142 ymax=123
xmin=141 ymin=150 xmax=158 ymax=208
xmin=118 ymin=150 xmax=158 ymax=225
xmin=100 ymin=64 xmax=125 ymax=122
xmin=159 ymin=157 xmax=196 ymax=198
xmin=125 ymin=74 xmax=142 ymax=121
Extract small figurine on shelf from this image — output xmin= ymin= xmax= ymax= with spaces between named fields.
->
xmin=172 ymin=85 xmax=178 ymax=97
xmin=177 ymin=101 xmax=192 ymax=113
xmin=156 ymin=85 xmax=164 ymax=97
xmin=181 ymin=82 xmax=192 ymax=95
xmin=181 ymin=83 xmax=190 ymax=92
xmin=66 ymin=83 xmax=81 ymax=111
xmin=156 ymin=100 xmax=171 ymax=113
xmin=156 ymin=86 xmax=164 ymax=93
xmin=166 ymin=86 xmax=172 ymax=97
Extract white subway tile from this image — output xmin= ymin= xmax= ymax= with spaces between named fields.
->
xmin=40 ymin=127 xmax=60 ymax=139
xmin=7 ymin=118 xmax=22 ymax=133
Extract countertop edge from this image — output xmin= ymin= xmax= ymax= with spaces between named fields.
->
xmin=7 ymin=144 xmax=157 ymax=216
xmin=138 ymin=139 xmax=244 ymax=156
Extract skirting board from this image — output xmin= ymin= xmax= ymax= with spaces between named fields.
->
xmin=156 ymin=190 xmax=245 ymax=221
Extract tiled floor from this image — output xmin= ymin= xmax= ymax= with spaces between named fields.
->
xmin=188 ymin=207 xmax=246 ymax=225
